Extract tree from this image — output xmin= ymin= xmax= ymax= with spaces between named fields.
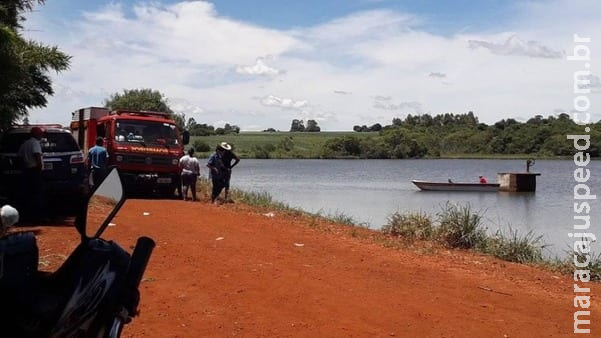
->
xmin=0 ymin=0 xmax=71 ymax=130
xmin=223 ymin=123 xmax=240 ymax=134
xmin=305 ymin=119 xmax=320 ymax=132
xmin=369 ymin=123 xmax=382 ymax=132
xmin=104 ymin=88 xmax=173 ymax=112
xmin=186 ymin=117 xmax=197 ymax=130
xmin=290 ymin=119 xmax=305 ymax=132
xmin=103 ymin=88 xmax=185 ymax=131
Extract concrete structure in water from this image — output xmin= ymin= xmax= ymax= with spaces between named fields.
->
xmin=497 ymin=159 xmax=540 ymax=192
xmin=497 ymin=172 xmax=541 ymax=192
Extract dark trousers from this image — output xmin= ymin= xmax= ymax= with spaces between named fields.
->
xmin=21 ymin=168 xmax=46 ymax=221
xmin=91 ymin=168 xmax=107 ymax=189
xmin=211 ymin=177 xmax=226 ymax=202
xmin=181 ymin=173 xmax=198 ymax=200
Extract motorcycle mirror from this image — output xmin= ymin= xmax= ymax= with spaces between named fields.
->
xmin=85 ymin=168 xmax=125 ymax=239
xmin=182 ymin=130 xmax=190 ymax=145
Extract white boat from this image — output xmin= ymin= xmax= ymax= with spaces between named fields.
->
xmin=411 ymin=180 xmax=499 ymax=192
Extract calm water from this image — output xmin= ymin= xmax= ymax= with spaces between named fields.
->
xmin=224 ymin=159 xmax=600 ymax=257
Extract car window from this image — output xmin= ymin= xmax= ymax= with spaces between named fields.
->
xmin=0 ymin=132 xmax=79 ymax=153
xmin=41 ymin=133 xmax=79 ymax=152
xmin=0 ymin=133 xmax=29 ymax=153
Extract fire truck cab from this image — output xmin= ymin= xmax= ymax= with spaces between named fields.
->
xmin=70 ymin=107 xmax=189 ymax=197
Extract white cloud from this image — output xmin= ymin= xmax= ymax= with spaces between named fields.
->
xmin=260 ymin=95 xmax=308 ymax=110
xmin=236 ymin=57 xmax=284 ymax=76
xmin=373 ymin=96 xmax=423 ymax=112
xmin=428 ymin=72 xmax=447 ymax=78
xmin=468 ymin=34 xmax=563 ymax=58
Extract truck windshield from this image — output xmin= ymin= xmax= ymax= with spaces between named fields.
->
xmin=114 ymin=120 xmax=179 ymax=148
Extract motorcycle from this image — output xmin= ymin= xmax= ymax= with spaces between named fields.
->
xmin=0 ymin=167 xmax=155 ymax=337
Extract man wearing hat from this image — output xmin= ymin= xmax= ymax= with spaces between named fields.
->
xmin=219 ymin=142 xmax=240 ymax=202
xmin=206 ymin=144 xmax=227 ymax=203
xmin=17 ymin=127 xmax=46 ymax=221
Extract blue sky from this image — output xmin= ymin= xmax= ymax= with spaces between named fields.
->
xmin=23 ymin=0 xmax=600 ymax=130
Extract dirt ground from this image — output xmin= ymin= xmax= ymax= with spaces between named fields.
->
xmin=22 ymin=198 xmax=601 ymax=337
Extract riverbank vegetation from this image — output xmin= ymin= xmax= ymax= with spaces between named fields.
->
xmin=382 ymin=203 xmax=600 ymax=281
xmin=192 ymin=112 xmax=600 ymax=159
xmin=195 ymin=178 xmax=600 ymax=282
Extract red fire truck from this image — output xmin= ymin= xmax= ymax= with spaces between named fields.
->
xmin=70 ymin=107 xmax=189 ymax=197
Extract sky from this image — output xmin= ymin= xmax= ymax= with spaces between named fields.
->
xmin=22 ymin=0 xmax=600 ymax=131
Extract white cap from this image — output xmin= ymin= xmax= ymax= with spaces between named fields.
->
xmin=1 ymin=205 xmax=19 ymax=227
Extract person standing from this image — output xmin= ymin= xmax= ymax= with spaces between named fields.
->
xmin=17 ymin=127 xmax=45 ymax=222
xmin=206 ymin=145 xmax=227 ymax=204
xmin=179 ymin=148 xmax=200 ymax=201
xmin=219 ymin=142 xmax=240 ymax=202
xmin=87 ymin=137 xmax=109 ymax=188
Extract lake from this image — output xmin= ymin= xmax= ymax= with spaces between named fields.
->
xmin=225 ymin=159 xmax=600 ymax=257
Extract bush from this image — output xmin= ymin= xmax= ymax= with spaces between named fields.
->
xmin=482 ymin=227 xmax=545 ymax=263
xmin=435 ymin=203 xmax=486 ymax=249
xmin=192 ymin=140 xmax=211 ymax=152
xmin=382 ymin=211 xmax=433 ymax=240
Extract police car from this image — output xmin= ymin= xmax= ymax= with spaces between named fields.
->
xmin=0 ymin=124 xmax=88 ymax=205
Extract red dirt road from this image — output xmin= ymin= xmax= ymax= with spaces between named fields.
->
xmin=30 ymin=199 xmax=599 ymax=337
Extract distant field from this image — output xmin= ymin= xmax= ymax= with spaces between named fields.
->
xmin=191 ymin=131 xmax=377 ymax=158
xmin=190 ymin=131 xmax=559 ymax=160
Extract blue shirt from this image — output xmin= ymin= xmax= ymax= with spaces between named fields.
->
xmin=207 ymin=153 xmax=226 ymax=179
xmin=88 ymin=145 xmax=108 ymax=170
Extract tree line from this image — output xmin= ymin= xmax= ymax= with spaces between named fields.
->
xmin=321 ymin=112 xmax=600 ymax=158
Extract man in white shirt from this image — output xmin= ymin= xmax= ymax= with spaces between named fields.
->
xmin=17 ymin=127 xmax=46 ymax=222
xmin=179 ymin=148 xmax=200 ymax=201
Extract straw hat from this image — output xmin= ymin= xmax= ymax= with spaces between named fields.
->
xmin=219 ymin=142 xmax=232 ymax=151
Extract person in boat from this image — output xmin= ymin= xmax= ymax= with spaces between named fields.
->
xmin=479 ymin=175 xmax=488 ymax=184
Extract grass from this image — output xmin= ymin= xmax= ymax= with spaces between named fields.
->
xmin=192 ymin=131 xmax=370 ymax=159
xmin=380 ymin=202 xmax=601 ymax=279
xmin=481 ymin=227 xmax=546 ymax=263
xmin=381 ymin=211 xmax=433 ymax=240
xmin=545 ymin=244 xmax=601 ymax=282
xmin=436 ymin=202 xmax=487 ymax=249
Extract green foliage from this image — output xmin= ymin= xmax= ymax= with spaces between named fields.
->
xmin=191 ymin=110 xmax=601 ymax=159
xmin=193 ymin=132 xmax=367 ymax=158
xmin=548 ymin=248 xmax=601 ymax=282
xmin=290 ymin=119 xmax=320 ymax=132
xmin=481 ymin=227 xmax=545 ymax=263
xmin=290 ymin=119 xmax=305 ymax=132
xmin=325 ymin=211 xmax=359 ymax=226
xmin=0 ymin=0 xmax=71 ymax=130
xmin=333 ymin=112 xmax=600 ymax=159
xmin=435 ymin=203 xmax=487 ymax=249
xmin=102 ymin=88 xmax=191 ymax=131
xmin=382 ymin=211 xmax=433 ymax=240
xmin=381 ymin=205 xmax=549 ymax=264
xmin=192 ymin=139 xmax=210 ymax=152
xmin=103 ymin=88 xmax=173 ymax=113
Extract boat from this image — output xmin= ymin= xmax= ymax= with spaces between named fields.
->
xmin=411 ymin=180 xmax=500 ymax=192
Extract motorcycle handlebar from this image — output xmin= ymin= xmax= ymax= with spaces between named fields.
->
xmin=122 ymin=236 xmax=155 ymax=317
xmin=127 ymin=236 xmax=155 ymax=289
